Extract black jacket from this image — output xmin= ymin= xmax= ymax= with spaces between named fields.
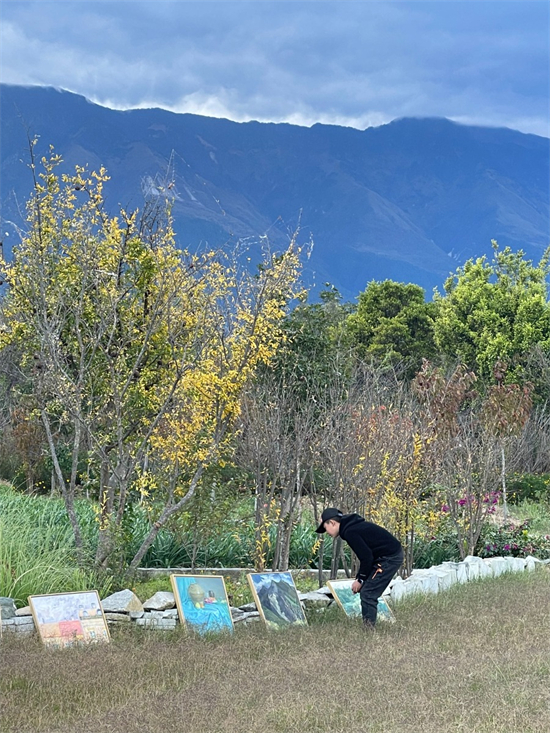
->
xmin=338 ymin=513 xmax=403 ymax=581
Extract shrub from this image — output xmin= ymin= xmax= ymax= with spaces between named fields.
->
xmin=412 ymin=531 xmax=461 ymax=567
xmin=507 ymin=473 xmax=550 ymax=504
xmin=476 ymin=519 xmax=550 ymax=560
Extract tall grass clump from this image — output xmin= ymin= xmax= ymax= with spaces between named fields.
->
xmin=0 ymin=485 xmax=110 ymax=605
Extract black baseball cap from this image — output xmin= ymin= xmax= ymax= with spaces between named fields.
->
xmin=315 ymin=508 xmax=344 ymax=533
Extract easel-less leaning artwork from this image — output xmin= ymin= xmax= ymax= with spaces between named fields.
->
xmin=326 ymin=579 xmax=395 ymax=622
xmin=247 ymin=571 xmax=308 ymax=629
xmin=170 ymin=574 xmax=234 ymax=634
xmin=29 ymin=590 xmax=110 ymax=648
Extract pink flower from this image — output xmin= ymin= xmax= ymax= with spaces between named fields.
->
xmin=441 ymin=505 xmax=450 ymax=513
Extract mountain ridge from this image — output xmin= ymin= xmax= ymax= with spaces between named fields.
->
xmin=1 ymin=84 xmax=548 ymax=299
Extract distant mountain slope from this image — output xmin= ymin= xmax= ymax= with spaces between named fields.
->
xmin=1 ymin=84 xmax=548 ymax=298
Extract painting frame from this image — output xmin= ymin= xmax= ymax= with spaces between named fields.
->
xmin=170 ymin=574 xmax=234 ymax=635
xmin=29 ymin=590 xmax=110 ymax=648
xmin=247 ymin=571 xmax=308 ymax=630
xmin=326 ymin=579 xmax=395 ymax=623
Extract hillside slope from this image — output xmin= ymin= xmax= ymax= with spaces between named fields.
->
xmin=1 ymin=84 xmax=548 ymax=297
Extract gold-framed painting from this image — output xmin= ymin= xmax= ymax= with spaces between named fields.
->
xmin=247 ymin=571 xmax=308 ymax=629
xmin=29 ymin=590 xmax=110 ymax=648
xmin=326 ymin=579 xmax=395 ymax=623
xmin=170 ymin=574 xmax=234 ymax=635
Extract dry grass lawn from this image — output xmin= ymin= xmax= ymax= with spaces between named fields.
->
xmin=1 ymin=568 xmax=549 ymax=733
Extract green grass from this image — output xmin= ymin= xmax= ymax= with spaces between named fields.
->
xmin=1 ymin=569 xmax=549 ymax=733
xmin=509 ymin=500 xmax=550 ymax=534
xmin=0 ymin=485 xmax=111 ymax=606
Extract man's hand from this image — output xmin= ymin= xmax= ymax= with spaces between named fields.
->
xmin=351 ymin=579 xmax=363 ymax=594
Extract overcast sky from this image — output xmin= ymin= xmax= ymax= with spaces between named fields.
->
xmin=1 ymin=0 xmax=549 ymax=136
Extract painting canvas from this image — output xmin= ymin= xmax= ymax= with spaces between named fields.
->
xmin=29 ymin=590 xmax=110 ymax=648
xmin=170 ymin=574 xmax=233 ymax=635
xmin=247 ymin=571 xmax=307 ymax=629
xmin=326 ymin=580 xmax=395 ymax=623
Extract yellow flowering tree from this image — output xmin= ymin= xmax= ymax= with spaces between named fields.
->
xmin=0 ymin=147 xmax=302 ymax=570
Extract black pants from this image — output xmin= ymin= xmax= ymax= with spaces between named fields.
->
xmin=359 ymin=550 xmax=403 ymax=625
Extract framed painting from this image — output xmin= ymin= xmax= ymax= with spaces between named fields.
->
xmin=29 ymin=590 xmax=110 ymax=648
xmin=247 ymin=571 xmax=307 ymax=629
xmin=170 ymin=574 xmax=233 ymax=635
xmin=326 ymin=579 xmax=395 ymax=623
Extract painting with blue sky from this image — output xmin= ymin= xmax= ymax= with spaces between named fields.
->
xmin=248 ymin=572 xmax=307 ymax=629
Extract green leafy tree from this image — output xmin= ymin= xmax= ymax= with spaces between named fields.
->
xmin=268 ymin=284 xmax=353 ymax=398
xmin=345 ymin=280 xmax=437 ymax=376
xmin=434 ymin=242 xmax=550 ymax=380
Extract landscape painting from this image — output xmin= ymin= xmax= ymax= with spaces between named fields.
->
xmin=247 ymin=572 xmax=307 ymax=629
xmin=170 ymin=574 xmax=233 ymax=635
xmin=326 ymin=580 xmax=395 ymax=623
xmin=29 ymin=591 xmax=110 ymax=648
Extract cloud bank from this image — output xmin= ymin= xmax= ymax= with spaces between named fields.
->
xmin=1 ymin=0 xmax=548 ymax=136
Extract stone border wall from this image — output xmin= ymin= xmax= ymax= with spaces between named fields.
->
xmin=2 ymin=554 xmax=548 ymax=637
xmin=135 ymin=568 xmax=351 ymax=580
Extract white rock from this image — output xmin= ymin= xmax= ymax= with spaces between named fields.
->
xmin=464 ymin=562 xmax=481 ymax=581
xmin=299 ymin=591 xmax=333 ymax=609
xmin=101 ymin=589 xmax=144 ymax=614
xmin=403 ymin=577 xmax=426 ymax=597
xmin=104 ymin=612 xmax=131 ymax=623
xmin=431 ymin=566 xmax=458 ymax=589
xmin=508 ymin=557 xmax=526 ymax=572
xmin=315 ymin=586 xmax=334 ymax=596
xmin=464 ymin=555 xmax=491 ymax=579
xmin=233 ymin=611 xmax=260 ymax=624
xmin=390 ymin=576 xmax=427 ymax=602
xmin=484 ymin=557 xmax=507 ymax=577
xmin=454 ymin=563 xmax=469 ymax=584
xmin=478 ymin=561 xmax=493 ymax=578
xmin=0 ymin=597 xmax=16 ymax=619
xmin=239 ymin=602 xmax=257 ymax=612
xmin=409 ymin=569 xmax=440 ymax=594
xmin=143 ymin=591 xmax=175 ymax=611
xmin=135 ymin=616 xmax=177 ymax=630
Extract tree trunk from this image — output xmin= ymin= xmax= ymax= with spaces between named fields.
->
xmin=317 ymin=535 xmax=325 ymax=588
xmin=330 ymin=537 xmax=342 ymax=580
xmin=42 ymin=410 xmax=84 ymax=556
xmin=95 ymin=461 xmax=116 ymax=566
xmin=127 ymin=464 xmax=205 ymax=572
xmin=501 ymin=442 xmax=508 ymax=519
